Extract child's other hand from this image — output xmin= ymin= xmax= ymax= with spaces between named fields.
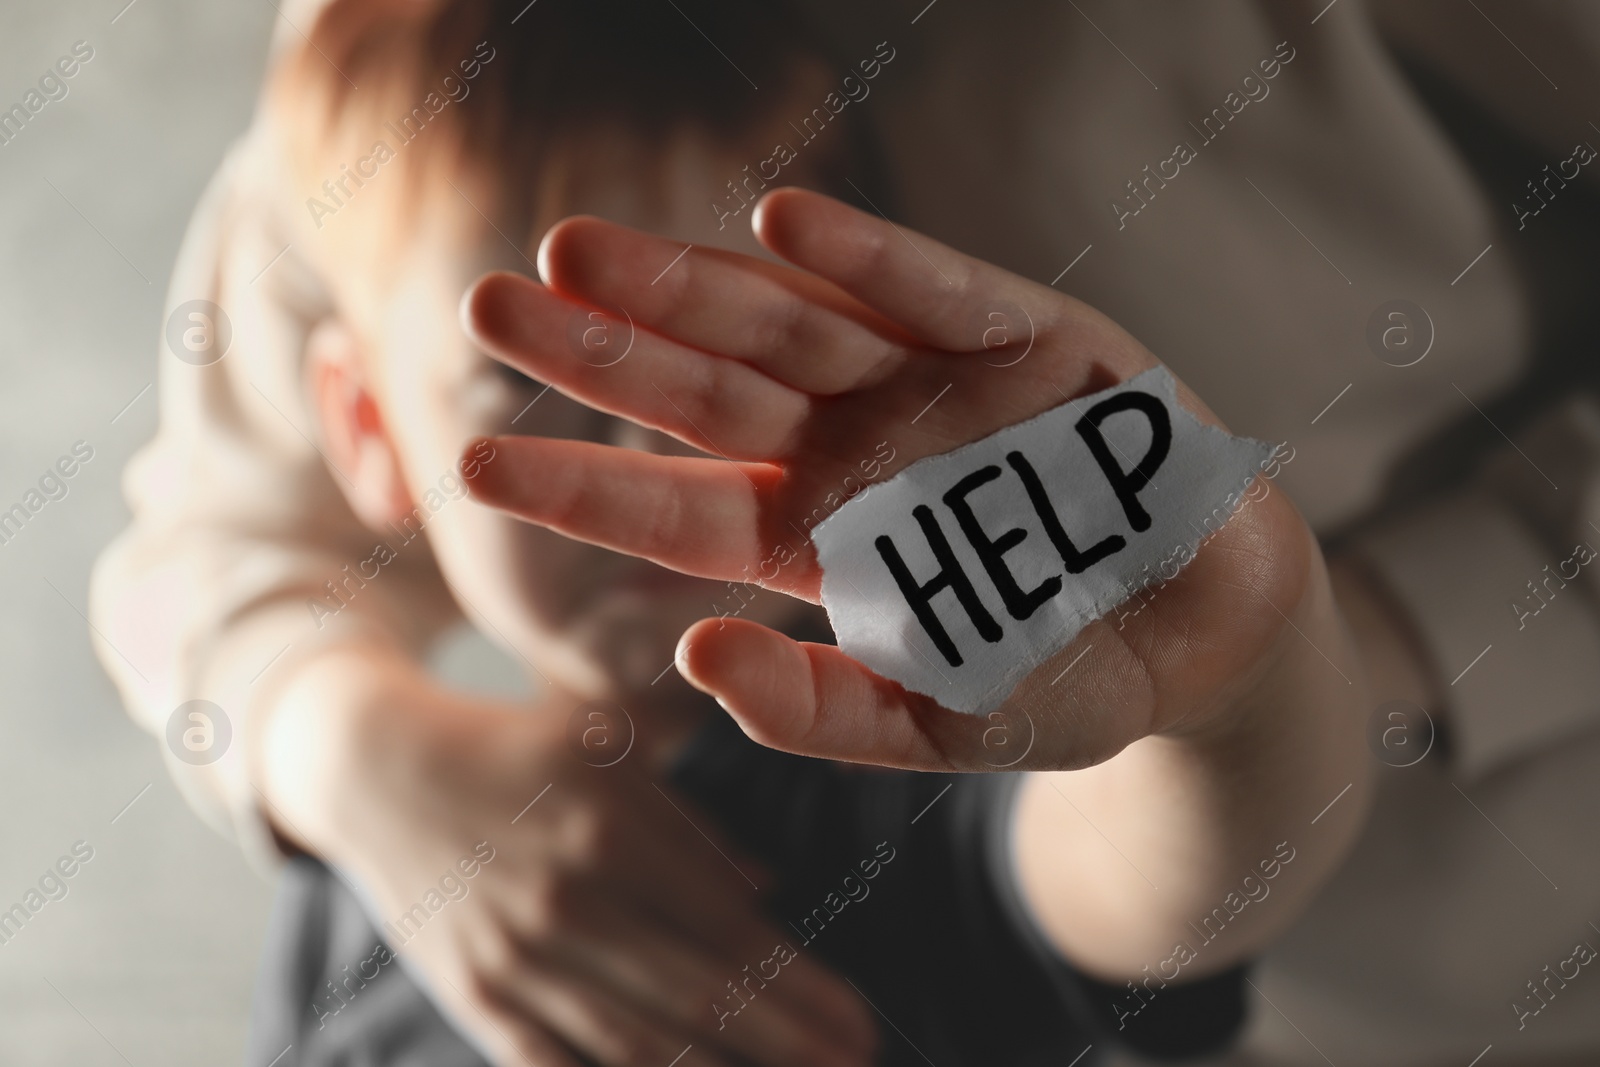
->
xmin=461 ymin=189 xmax=1327 ymax=775
xmin=268 ymin=651 xmax=876 ymax=1067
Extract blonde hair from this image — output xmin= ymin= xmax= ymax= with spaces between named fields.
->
xmin=267 ymin=0 xmax=850 ymax=320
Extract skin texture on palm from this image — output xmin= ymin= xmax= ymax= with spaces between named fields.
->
xmin=461 ymin=188 xmax=1316 ymax=776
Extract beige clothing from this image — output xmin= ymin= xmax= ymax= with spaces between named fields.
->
xmin=92 ymin=0 xmax=1600 ymax=1061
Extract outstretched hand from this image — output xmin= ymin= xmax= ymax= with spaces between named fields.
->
xmin=461 ymin=188 xmax=1320 ymax=773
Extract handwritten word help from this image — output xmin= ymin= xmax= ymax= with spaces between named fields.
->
xmin=813 ymin=367 xmax=1273 ymax=713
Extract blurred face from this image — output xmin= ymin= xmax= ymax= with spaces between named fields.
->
xmin=365 ymin=124 xmax=833 ymax=700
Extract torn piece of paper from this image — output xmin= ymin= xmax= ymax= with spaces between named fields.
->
xmin=812 ymin=366 xmax=1274 ymax=714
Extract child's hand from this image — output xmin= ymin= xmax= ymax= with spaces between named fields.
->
xmin=262 ymin=650 xmax=876 ymax=1067
xmin=462 ymin=189 xmax=1326 ymax=775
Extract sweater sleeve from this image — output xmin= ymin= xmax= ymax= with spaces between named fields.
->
xmin=88 ymin=122 xmax=460 ymax=871
xmin=1351 ymin=395 xmax=1600 ymax=781
xmin=1347 ymin=1 xmax=1600 ymax=782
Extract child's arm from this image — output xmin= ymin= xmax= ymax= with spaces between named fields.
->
xmin=256 ymin=642 xmax=877 ymax=1067
xmin=88 ymin=130 xmax=462 ymax=866
xmin=1007 ymin=556 xmax=1427 ymax=984
xmin=459 ymin=188 xmax=1385 ymax=982
xmin=90 ymin=140 xmax=874 ymax=1066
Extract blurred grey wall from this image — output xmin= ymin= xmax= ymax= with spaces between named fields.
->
xmin=0 ymin=3 xmax=280 ymax=1063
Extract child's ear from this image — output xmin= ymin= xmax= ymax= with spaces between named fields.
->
xmin=307 ymin=319 xmax=416 ymax=532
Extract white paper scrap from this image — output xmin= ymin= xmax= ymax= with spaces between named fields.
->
xmin=812 ymin=366 xmax=1274 ymax=714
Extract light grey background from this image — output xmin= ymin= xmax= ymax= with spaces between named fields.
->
xmin=1 ymin=3 xmax=281 ymax=1063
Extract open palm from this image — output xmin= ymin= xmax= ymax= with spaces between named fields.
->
xmin=462 ymin=189 xmax=1319 ymax=772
